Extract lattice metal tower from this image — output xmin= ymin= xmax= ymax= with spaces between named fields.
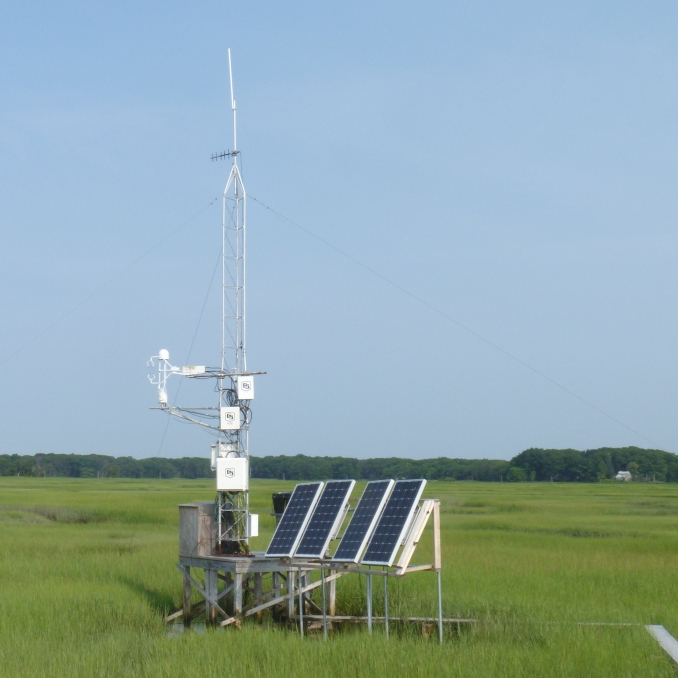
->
xmin=148 ymin=49 xmax=260 ymax=554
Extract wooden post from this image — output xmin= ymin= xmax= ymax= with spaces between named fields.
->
xmin=234 ymin=573 xmax=243 ymax=615
xmin=205 ymin=569 xmax=218 ymax=625
xmin=329 ymin=569 xmax=337 ymax=616
xmin=254 ymin=573 xmax=263 ymax=622
xmin=224 ymin=572 xmax=234 ymax=615
xmin=304 ymin=571 xmax=311 ymax=614
xmin=272 ymin=572 xmax=281 ymax=617
xmin=287 ymin=569 xmax=295 ymax=620
xmin=182 ymin=566 xmax=192 ymax=628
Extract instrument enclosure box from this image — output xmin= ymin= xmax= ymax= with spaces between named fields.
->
xmin=219 ymin=406 xmax=241 ymax=430
xmin=216 ymin=457 xmax=249 ymax=492
xmin=178 ymin=502 xmax=217 ymax=557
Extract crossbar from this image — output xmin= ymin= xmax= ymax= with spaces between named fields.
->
xmin=245 ymin=571 xmax=347 ymax=617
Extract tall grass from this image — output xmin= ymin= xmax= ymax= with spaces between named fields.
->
xmin=0 ymin=478 xmax=676 ymax=676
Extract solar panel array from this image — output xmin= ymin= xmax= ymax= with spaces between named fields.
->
xmin=332 ymin=480 xmax=394 ymax=563
xmin=294 ymin=480 xmax=355 ymax=558
xmin=265 ymin=482 xmax=323 ymax=557
xmin=361 ymin=479 xmax=426 ymax=566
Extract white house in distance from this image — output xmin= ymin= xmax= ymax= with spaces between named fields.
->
xmin=615 ymin=471 xmax=632 ymax=481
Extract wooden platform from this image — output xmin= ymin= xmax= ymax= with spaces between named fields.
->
xmin=169 ymin=499 xmax=443 ymax=638
xmin=174 ymin=552 xmax=345 ymax=628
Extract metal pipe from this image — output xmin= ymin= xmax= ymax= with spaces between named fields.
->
xmin=367 ymin=568 xmax=373 ymax=634
xmin=321 ymin=569 xmax=327 ymax=640
xmin=298 ymin=569 xmax=304 ymax=638
xmin=437 ymin=570 xmax=443 ymax=645
xmin=383 ymin=567 xmax=389 ymax=640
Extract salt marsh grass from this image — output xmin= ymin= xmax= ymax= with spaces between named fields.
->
xmin=0 ymin=477 xmax=677 ymax=676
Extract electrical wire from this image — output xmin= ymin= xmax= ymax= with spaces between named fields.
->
xmin=250 ymin=194 xmax=660 ymax=448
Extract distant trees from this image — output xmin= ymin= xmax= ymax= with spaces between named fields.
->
xmin=250 ymin=455 xmax=508 ymax=482
xmin=0 ymin=454 xmax=211 ymax=479
xmin=0 ymin=446 xmax=676 ymax=482
xmin=510 ymin=447 xmax=678 ymax=482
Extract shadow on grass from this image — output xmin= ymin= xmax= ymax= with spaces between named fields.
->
xmin=118 ymin=576 xmax=176 ymax=616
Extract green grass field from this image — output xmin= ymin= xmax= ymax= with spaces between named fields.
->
xmin=1 ymin=478 xmax=677 ymax=677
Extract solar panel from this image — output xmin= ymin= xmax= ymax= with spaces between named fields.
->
xmin=265 ymin=482 xmax=323 ymax=557
xmin=293 ymin=480 xmax=355 ymax=558
xmin=361 ymin=479 xmax=426 ymax=566
xmin=332 ymin=480 xmax=394 ymax=563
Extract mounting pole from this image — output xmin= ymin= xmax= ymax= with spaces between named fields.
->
xmin=367 ymin=567 xmax=373 ymax=634
xmin=298 ymin=569 xmax=304 ymax=637
xmin=383 ymin=567 xmax=389 ymax=640
xmin=321 ymin=569 xmax=328 ymax=640
xmin=437 ymin=571 xmax=443 ymax=644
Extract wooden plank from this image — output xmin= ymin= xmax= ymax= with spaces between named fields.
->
xmin=216 ymin=582 xmax=234 ymax=602
xmin=647 ymin=625 xmax=678 ymax=664
xmin=164 ymin=600 xmax=206 ymax=624
xmin=179 ymin=554 xmax=289 ymax=573
xmin=165 ymin=609 xmax=185 ymax=623
xmin=205 ymin=569 xmax=218 ymax=625
xmin=303 ymin=614 xmax=476 ymax=624
xmin=253 ymin=573 xmax=263 ymax=622
xmin=329 ymin=569 xmax=336 ymax=617
xmin=175 ymin=563 xmax=231 ymax=622
xmin=402 ymin=564 xmax=434 ymax=573
xmin=396 ymin=499 xmax=434 ymax=572
xmin=219 ymin=615 xmax=240 ymax=628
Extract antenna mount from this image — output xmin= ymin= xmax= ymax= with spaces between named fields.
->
xmin=211 ymin=150 xmax=239 ymax=162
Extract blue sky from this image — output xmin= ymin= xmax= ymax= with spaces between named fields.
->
xmin=1 ymin=1 xmax=677 ymax=460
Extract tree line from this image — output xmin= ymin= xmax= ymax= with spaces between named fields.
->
xmin=0 ymin=447 xmax=675 ymax=481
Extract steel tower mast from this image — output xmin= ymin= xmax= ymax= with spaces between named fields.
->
xmin=148 ymin=49 xmax=260 ymax=554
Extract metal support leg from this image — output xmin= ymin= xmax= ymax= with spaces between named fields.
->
xmin=298 ymin=569 xmax=304 ymax=638
xmin=437 ymin=570 xmax=443 ymax=645
xmin=321 ymin=569 xmax=327 ymax=640
xmin=366 ymin=565 xmax=372 ymax=633
xmin=383 ymin=569 xmax=389 ymax=640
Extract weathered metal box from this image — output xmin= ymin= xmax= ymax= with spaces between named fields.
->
xmin=179 ymin=502 xmax=217 ymax=557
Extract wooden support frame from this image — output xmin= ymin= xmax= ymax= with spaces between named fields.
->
xmin=168 ymin=497 xmax=443 ymax=636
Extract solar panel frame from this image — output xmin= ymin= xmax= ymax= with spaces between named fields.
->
xmin=293 ymin=479 xmax=356 ymax=559
xmin=332 ymin=479 xmax=395 ymax=563
xmin=361 ymin=479 xmax=426 ymax=567
xmin=265 ymin=482 xmax=324 ymax=557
